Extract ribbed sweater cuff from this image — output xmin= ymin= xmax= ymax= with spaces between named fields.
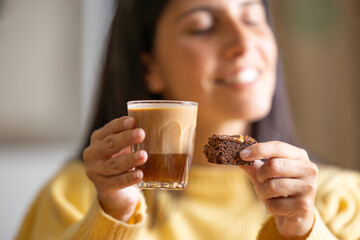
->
xmin=62 ymin=194 xmax=147 ymax=240
xmin=257 ymin=209 xmax=337 ymax=240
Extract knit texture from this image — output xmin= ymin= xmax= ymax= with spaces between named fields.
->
xmin=16 ymin=161 xmax=359 ymax=239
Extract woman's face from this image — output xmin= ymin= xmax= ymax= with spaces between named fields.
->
xmin=146 ymin=0 xmax=277 ymax=122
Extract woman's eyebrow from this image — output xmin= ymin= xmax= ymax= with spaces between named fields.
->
xmin=242 ymin=1 xmax=263 ymax=8
xmin=174 ymin=1 xmax=263 ymax=23
xmin=174 ymin=6 xmax=217 ymax=23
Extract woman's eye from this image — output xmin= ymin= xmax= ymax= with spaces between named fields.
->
xmin=242 ymin=18 xmax=261 ymax=26
xmin=182 ymin=12 xmax=215 ymax=35
xmin=189 ymin=25 xmax=214 ymax=35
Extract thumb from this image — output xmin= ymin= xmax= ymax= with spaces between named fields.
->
xmin=239 ymin=160 xmax=264 ymax=185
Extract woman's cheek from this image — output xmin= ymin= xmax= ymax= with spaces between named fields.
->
xmin=172 ymin=47 xmax=215 ymax=99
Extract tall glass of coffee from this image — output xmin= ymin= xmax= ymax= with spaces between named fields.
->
xmin=127 ymin=100 xmax=198 ymax=190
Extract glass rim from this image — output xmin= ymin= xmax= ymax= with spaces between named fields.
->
xmin=127 ymin=100 xmax=198 ymax=108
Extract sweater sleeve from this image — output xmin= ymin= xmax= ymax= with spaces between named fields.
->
xmin=15 ymin=160 xmax=148 ymax=240
xmin=257 ymin=164 xmax=360 ymax=240
xmin=315 ymin=165 xmax=360 ymax=239
xmin=60 ymin=194 xmax=147 ymax=240
xmin=256 ymin=209 xmax=337 ymax=240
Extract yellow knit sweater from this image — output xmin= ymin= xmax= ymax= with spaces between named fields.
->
xmin=16 ymin=160 xmax=360 ymax=240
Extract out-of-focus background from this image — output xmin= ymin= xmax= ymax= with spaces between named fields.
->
xmin=0 ymin=1 xmax=114 ymax=239
xmin=0 ymin=0 xmax=359 ymax=239
xmin=271 ymin=0 xmax=360 ymax=170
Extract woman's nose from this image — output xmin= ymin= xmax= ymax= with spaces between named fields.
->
xmin=223 ymin=22 xmax=252 ymax=60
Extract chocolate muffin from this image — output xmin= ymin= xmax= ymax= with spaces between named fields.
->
xmin=203 ymin=135 xmax=257 ymax=166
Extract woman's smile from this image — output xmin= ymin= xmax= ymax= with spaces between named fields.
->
xmin=215 ymin=66 xmax=261 ymax=89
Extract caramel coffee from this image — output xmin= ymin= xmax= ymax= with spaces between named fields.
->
xmin=127 ymin=100 xmax=198 ymax=190
xmin=138 ymin=153 xmax=187 ymax=183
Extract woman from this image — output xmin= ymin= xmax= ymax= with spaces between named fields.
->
xmin=16 ymin=0 xmax=360 ymax=239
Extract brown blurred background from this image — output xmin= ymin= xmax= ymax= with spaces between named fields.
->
xmin=0 ymin=0 xmax=359 ymax=239
xmin=271 ymin=0 xmax=360 ymax=170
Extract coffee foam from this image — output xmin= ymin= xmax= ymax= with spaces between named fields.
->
xmin=128 ymin=106 xmax=197 ymax=154
xmin=128 ymin=101 xmax=197 ymax=109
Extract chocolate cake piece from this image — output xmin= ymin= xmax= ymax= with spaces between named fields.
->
xmin=203 ymin=135 xmax=257 ymax=166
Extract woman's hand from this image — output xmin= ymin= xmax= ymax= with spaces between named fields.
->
xmin=239 ymin=141 xmax=318 ymax=239
xmin=83 ymin=116 xmax=147 ymax=222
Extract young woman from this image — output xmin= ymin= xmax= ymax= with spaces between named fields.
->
xmin=17 ymin=0 xmax=360 ymax=239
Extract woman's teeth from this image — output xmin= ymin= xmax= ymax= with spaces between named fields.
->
xmin=226 ymin=68 xmax=259 ymax=84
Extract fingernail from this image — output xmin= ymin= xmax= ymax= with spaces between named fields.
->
xmin=133 ymin=170 xmax=143 ymax=179
xmin=123 ymin=118 xmax=133 ymax=129
xmin=132 ymin=129 xmax=144 ymax=138
xmin=134 ymin=151 xmax=143 ymax=160
xmin=240 ymin=149 xmax=251 ymax=159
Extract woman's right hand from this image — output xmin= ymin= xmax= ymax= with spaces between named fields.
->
xmin=83 ymin=116 xmax=147 ymax=222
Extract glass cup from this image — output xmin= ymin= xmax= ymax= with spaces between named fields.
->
xmin=127 ymin=100 xmax=198 ymax=190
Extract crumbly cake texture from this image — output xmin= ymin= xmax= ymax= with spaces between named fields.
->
xmin=203 ymin=135 xmax=257 ymax=166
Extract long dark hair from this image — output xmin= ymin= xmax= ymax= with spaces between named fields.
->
xmin=81 ymin=0 xmax=298 ymax=227
xmin=83 ymin=0 xmax=169 ymax=142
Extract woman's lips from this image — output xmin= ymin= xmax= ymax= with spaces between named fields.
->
xmin=215 ymin=67 xmax=260 ymax=88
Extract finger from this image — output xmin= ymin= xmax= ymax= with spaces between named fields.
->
xmin=266 ymin=196 xmax=313 ymax=218
xmin=112 ymin=146 xmax=132 ymax=158
xmin=240 ymin=141 xmax=308 ymax=162
xmin=90 ymin=128 xmax=145 ymax=159
xmin=256 ymin=158 xmax=318 ymax=183
xmin=239 ymin=160 xmax=264 ymax=185
xmin=265 ymin=197 xmax=295 ymax=216
xmin=91 ymin=116 xmax=136 ymax=142
xmin=95 ymin=169 xmax=144 ymax=193
xmin=260 ymin=178 xmax=306 ymax=201
xmin=95 ymin=151 xmax=148 ymax=177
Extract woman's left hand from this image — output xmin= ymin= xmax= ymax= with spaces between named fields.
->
xmin=239 ymin=141 xmax=318 ymax=239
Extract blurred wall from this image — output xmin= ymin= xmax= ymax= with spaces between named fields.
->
xmin=270 ymin=0 xmax=360 ymax=170
xmin=0 ymin=1 xmax=113 ymax=239
xmin=0 ymin=0 xmax=82 ymax=142
xmin=81 ymin=0 xmax=114 ymax=130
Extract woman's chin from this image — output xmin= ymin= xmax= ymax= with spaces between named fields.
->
xmin=223 ymin=103 xmax=272 ymax=122
xmin=198 ymin=99 xmax=272 ymax=124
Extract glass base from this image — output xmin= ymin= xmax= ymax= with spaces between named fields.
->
xmin=138 ymin=181 xmax=186 ymax=190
